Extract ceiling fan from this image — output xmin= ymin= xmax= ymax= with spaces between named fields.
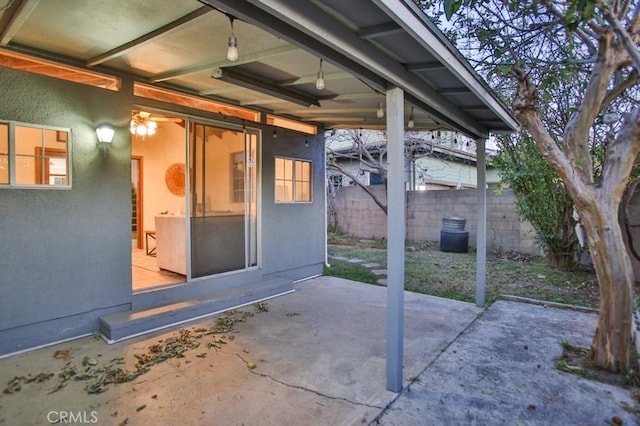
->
xmin=130 ymin=110 xmax=183 ymax=136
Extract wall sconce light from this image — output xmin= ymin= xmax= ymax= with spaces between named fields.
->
xmin=227 ymin=16 xmax=238 ymax=62
xmin=315 ymin=59 xmax=325 ymax=90
xmin=96 ymin=125 xmax=115 ymax=144
xmin=408 ymin=106 xmax=415 ymax=128
xmin=376 ymin=102 xmax=384 ymax=119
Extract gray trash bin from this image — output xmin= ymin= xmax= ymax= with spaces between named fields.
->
xmin=440 ymin=216 xmax=469 ymax=253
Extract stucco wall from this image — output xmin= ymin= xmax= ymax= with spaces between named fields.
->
xmin=0 ymin=66 xmax=327 ymax=355
xmin=0 ymin=66 xmax=133 ymax=351
xmin=261 ymin=130 xmax=326 ymax=277
xmin=331 ymin=185 xmax=540 ymax=254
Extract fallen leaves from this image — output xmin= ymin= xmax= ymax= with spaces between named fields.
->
xmin=3 ymin=372 xmax=55 ymax=394
xmin=52 ymin=350 xmax=71 ymax=361
xmin=2 ymin=303 xmax=269 ymax=396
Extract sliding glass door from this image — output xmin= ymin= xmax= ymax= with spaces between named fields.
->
xmin=189 ymin=122 xmax=258 ymax=277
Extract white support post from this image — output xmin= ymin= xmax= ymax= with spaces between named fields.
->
xmin=386 ymin=86 xmax=405 ymax=392
xmin=475 ymin=138 xmax=487 ymax=307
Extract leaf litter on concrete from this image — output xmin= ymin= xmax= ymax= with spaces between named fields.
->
xmin=2 ymin=303 xmax=268 ymax=396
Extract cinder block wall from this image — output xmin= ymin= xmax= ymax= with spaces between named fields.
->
xmin=331 ymin=186 xmax=540 ymax=255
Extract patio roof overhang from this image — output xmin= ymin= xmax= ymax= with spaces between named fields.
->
xmin=0 ymin=0 xmax=517 ymax=137
xmin=0 ymin=0 xmax=517 ymax=393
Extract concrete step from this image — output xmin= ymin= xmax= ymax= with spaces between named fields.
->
xmin=100 ymin=278 xmax=293 ymax=343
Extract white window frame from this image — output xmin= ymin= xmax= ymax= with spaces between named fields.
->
xmin=0 ymin=120 xmax=72 ymax=189
xmin=274 ymin=156 xmax=312 ymax=203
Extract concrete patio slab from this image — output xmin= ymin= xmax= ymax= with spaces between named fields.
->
xmin=376 ymin=300 xmax=638 ymax=425
xmin=1 ymin=278 xmax=636 ymax=425
xmin=0 ymin=277 xmax=480 ymax=426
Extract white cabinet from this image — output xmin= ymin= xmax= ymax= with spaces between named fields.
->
xmin=155 ymin=215 xmax=186 ymax=275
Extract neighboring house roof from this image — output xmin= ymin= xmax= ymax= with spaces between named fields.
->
xmin=0 ymin=0 xmax=517 ymax=138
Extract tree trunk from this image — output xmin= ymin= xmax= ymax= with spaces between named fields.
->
xmin=582 ymin=205 xmax=635 ymax=372
xmin=546 ymin=251 xmax=575 ymax=269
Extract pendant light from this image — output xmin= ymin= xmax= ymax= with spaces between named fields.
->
xmin=408 ymin=106 xmax=415 ymax=128
xmin=227 ymin=16 xmax=238 ymax=62
xmin=315 ymin=59 xmax=325 ymax=90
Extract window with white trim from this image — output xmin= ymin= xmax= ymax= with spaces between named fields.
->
xmin=275 ymin=157 xmax=312 ymax=203
xmin=0 ymin=121 xmax=70 ymax=188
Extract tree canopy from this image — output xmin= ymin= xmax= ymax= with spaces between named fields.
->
xmin=418 ymin=0 xmax=640 ymax=372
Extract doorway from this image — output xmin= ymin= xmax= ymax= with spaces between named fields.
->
xmin=130 ymin=112 xmax=260 ymax=291
xmin=131 ymin=156 xmax=143 ymax=249
xmin=131 ymin=110 xmax=187 ymax=291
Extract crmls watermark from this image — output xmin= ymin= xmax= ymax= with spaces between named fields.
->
xmin=46 ymin=411 xmax=98 ymax=424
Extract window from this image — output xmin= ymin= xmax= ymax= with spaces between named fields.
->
xmin=0 ymin=121 xmax=70 ymax=188
xmin=232 ymin=152 xmax=245 ymax=203
xmin=275 ymin=157 xmax=312 ymax=203
xmin=369 ymin=172 xmax=384 ymax=185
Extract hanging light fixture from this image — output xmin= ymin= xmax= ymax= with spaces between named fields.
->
xmin=408 ymin=106 xmax=415 ymax=128
xmin=272 ymin=127 xmax=278 ymax=138
xmin=227 ymin=16 xmax=238 ymax=62
xmin=315 ymin=59 xmax=325 ymax=90
xmin=130 ymin=113 xmax=157 ymax=136
xmin=376 ymin=102 xmax=384 ymax=119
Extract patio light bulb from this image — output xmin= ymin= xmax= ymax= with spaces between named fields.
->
xmin=227 ymin=17 xmax=238 ymax=62
xmin=408 ymin=106 xmax=415 ymax=128
xmin=376 ymin=102 xmax=384 ymax=119
xmin=315 ymin=59 xmax=325 ymax=90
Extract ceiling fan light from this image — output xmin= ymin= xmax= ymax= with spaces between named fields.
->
xmin=147 ymin=120 xmax=157 ymax=130
xmin=136 ymin=125 xmax=147 ymax=136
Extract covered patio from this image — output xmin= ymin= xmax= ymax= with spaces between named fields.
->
xmin=1 ymin=277 xmax=635 ymax=425
xmin=0 ymin=0 xmax=518 ymax=389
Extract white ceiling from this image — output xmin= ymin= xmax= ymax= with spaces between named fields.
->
xmin=0 ymin=0 xmax=518 ymax=137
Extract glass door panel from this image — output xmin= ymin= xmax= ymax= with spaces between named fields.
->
xmin=245 ymin=132 xmax=258 ymax=267
xmin=190 ymin=123 xmax=258 ymax=277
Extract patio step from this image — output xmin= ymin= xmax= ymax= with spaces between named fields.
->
xmin=99 ymin=277 xmax=293 ymax=343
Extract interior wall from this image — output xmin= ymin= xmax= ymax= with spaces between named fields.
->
xmin=0 ymin=66 xmax=133 ymax=354
xmin=202 ymin=127 xmax=244 ymax=213
xmin=131 ymin=121 xmax=186 ymax=236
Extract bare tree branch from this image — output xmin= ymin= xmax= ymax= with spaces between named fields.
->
xmin=327 ymin=163 xmax=388 ymax=214
xmin=563 ymin=31 xmax=616 ymax=181
xmin=601 ymin=69 xmax=639 ymax=111
xmin=598 ymin=0 xmax=640 ymax=71
xmin=511 ymin=65 xmax=591 ymax=200
xmin=602 ymin=106 xmax=640 ymax=196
